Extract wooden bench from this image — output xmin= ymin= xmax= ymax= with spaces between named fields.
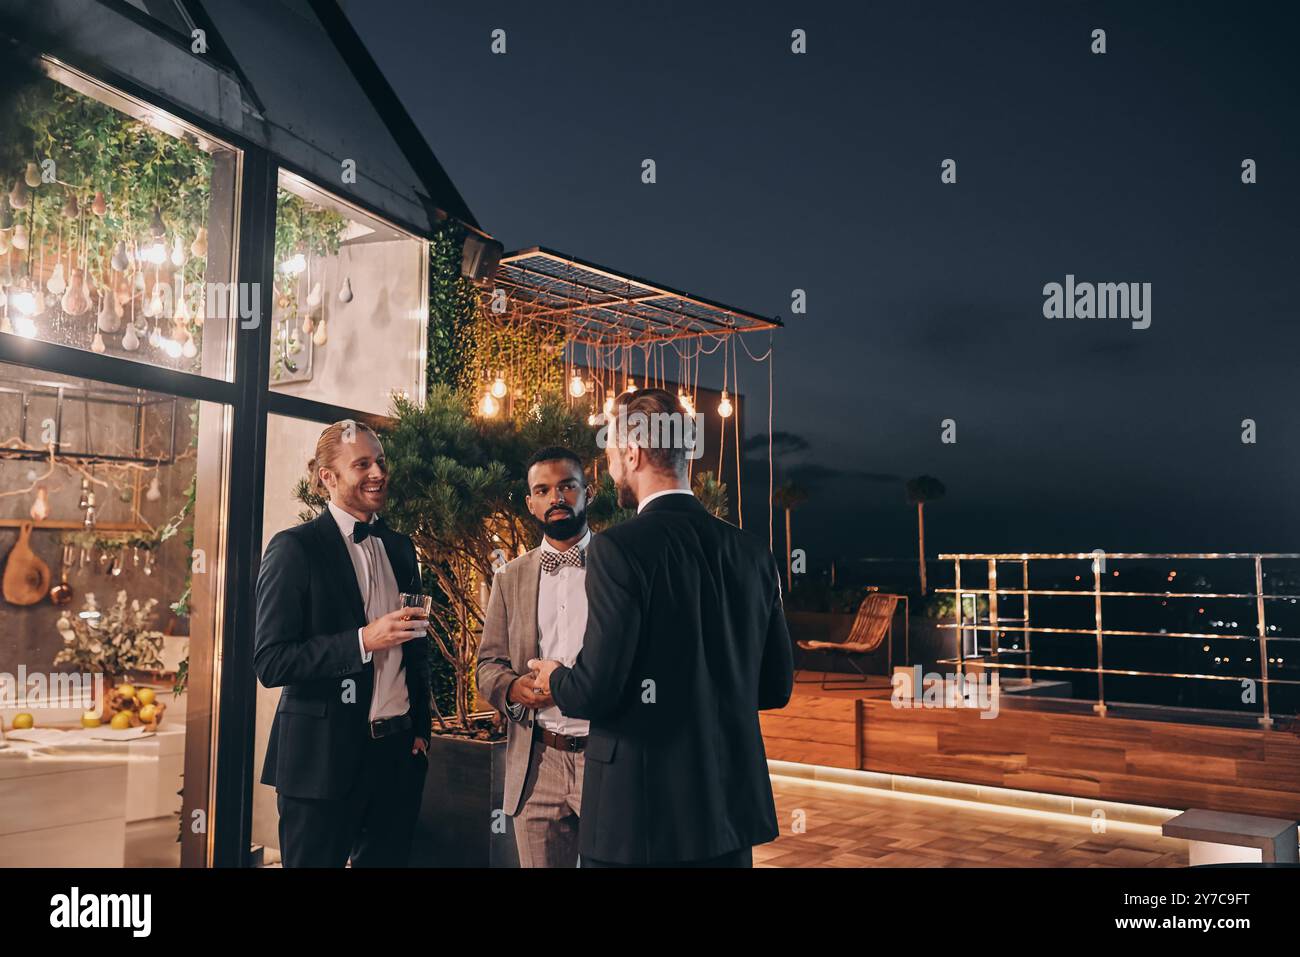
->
xmin=1162 ymin=809 xmax=1299 ymax=865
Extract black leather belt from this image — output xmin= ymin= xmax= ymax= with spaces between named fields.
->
xmin=369 ymin=712 xmax=412 ymax=740
xmin=539 ymin=727 xmax=587 ymax=752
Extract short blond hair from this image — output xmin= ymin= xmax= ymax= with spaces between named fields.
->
xmin=307 ymin=419 xmax=380 ymax=496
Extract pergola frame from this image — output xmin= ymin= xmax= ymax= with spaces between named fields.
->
xmin=487 ymin=247 xmax=781 ymax=347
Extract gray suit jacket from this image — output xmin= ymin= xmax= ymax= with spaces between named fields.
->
xmin=477 ymin=545 xmax=587 ymax=816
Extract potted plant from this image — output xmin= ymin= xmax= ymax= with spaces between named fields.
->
xmin=53 ymin=590 xmax=166 ymax=713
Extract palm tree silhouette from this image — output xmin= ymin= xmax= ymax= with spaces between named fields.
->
xmin=772 ymin=480 xmax=808 ymax=593
xmin=905 ymin=476 xmax=946 ymax=595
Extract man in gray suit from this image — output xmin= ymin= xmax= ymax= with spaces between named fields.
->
xmin=476 ymin=446 xmax=595 ymax=867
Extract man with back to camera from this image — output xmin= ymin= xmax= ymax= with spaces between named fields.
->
xmin=530 ymin=388 xmax=795 ymax=867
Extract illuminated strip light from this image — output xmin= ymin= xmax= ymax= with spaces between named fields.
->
xmin=767 ymin=760 xmax=1176 ymax=834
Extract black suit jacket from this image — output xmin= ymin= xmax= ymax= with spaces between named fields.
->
xmin=255 ymin=509 xmax=431 ymax=800
xmin=550 ymin=492 xmax=794 ymax=864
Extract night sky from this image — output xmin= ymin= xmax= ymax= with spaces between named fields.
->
xmin=343 ymin=1 xmax=1299 ymax=568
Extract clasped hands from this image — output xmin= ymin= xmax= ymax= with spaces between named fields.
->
xmin=511 ymin=657 xmax=563 ymax=709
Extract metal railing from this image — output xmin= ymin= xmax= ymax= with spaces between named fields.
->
xmin=936 ymin=553 xmax=1300 ymax=728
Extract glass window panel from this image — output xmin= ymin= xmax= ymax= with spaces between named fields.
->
xmin=0 ymin=360 xmax=230 ymax=867
xmin=250 ymin=412 xmax=333 ymax=865
xmin=1 ymin=62 xmax=240 ymax=381
xmin=269 ymin=173 xmax=426 ymax=416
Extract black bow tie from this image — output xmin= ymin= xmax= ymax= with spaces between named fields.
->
xmin=351 ymin=516 xmax=386 ymax=545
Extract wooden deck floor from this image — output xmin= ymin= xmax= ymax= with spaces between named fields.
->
xmin=760 ymin=774 xmax=1188 ymax=867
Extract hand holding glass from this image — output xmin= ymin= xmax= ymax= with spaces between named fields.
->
xmin=400 ymin=593 xmax=432 ymax=636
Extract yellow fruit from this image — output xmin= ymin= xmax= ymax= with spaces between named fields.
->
xmin=138 ymin=704 xmax=157 ymax=723
xmin=136 ymin=687 xmax=156 ymax=706
xmin=117 ymin=684 xmax=136 ymax=701
xmin=81 ymin=711 xmax=102 ymax=728
xmin=110 ymin=711 xmax=132 ymax=730
xmin=12 ymin=713 xmax=34 ymax=729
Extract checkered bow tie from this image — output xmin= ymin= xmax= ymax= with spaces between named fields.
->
xmin=540 ymin=545 xmax=585 ymax=574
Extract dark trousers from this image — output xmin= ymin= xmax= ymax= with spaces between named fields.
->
xmin=582 ymin=846 xmax=753 ymax=868
xmin=277 ymin=730 xmax=427 ymax=867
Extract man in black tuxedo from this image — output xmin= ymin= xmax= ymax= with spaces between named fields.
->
xmin=255 ymin=420 xmax=432 ymax=867
xmin=530 ymin=388 xmax=794 ymax=867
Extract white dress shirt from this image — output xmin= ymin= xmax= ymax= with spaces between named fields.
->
xmin=327 ymin=501 xmax=410 ymax=723
xmin=636 ymin=487 xmax=694 ymax=513
xmin=536 ymin=529 xmax=592 ymax=737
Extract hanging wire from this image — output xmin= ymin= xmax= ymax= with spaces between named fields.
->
xmin=716 ymin=337 xmax=728 ymax=477
xmin=732 ymin=333 xmax=742 ymax=529
xmin=766 ymin=332 xmax=774 ymax=551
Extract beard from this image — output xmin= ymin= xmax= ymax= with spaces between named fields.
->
xmin=540 ymin=503 xmax=587 ymax=539
xmin=338 ymin=478 xmax=387 ymax=517
xmin=614 ymin=475 xmax=638 ymax=510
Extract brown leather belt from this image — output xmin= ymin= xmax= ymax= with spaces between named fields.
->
xmin=369 ymin=712 xmax=412 ymax=740
xmin=539 ymin=727 xmax=586 ymax=752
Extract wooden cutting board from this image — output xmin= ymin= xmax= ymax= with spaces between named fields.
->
xmin=3 ymin=522 xmax=51 ymax=606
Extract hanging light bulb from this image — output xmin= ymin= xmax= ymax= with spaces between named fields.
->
xmin=587 ymin=411 xmax=603 ymax=427
xmin=91 ymin=331 xmax=106 ymax=353
xmin=24 ymin=162 xmax=42 ymax=188
xmin=603 ymin=396 xmax=615 ymax=416
xmin=717 ymin=390 xmax=733 ymax=418
xmin=337 ymin=275 xmax=353 ymax=303
xmin=147 ymin=282 xmax=165 ymax=318
xmin=31 ymin=487 xmax=49 ymax=522
xmin=678 ymin=391 xmax=695 ymax=416
xmin=8 ymin=178 xmax=29 ymax=210
xmin=181 ymin=333 xmax=198 ymax=359
xmin=8 ymin=287 xmax=37 ymax=316
xmin=121 ymin=322 xmax=140 ymax=351
xmin=312 ymin=317 xmax=328 ymax=347
xmin=61 ymin=193 xmax=79 ymax=219
xmin=92 ymin=191 xmax=108 ymax=217
xmin=61 ymin=269 xmax=91 ymax=316
xmin=12 ymin=314 xmax=37 ymax=338
xmin=479 ymin=392 xmax=500 ymax=417
xmin=10 ymin=223 xmax=28 ymax=251
xmin=161 ymin=337 xmax=183 ymax=359
xmin=626 ymin=378 xmax=638 ymax=393
xmin=110 ymin=241 xmax=129 ymax=272
xmin=143 ymin=240 xmax=167 ymax=265
xmin=148 ymin=207 xmax=165 ymax=237
xmin=96 ymin=289 xmax=123 ymax=333
xmin=171 ymin=235 xmax=187 ymax=267
xmin=279 ymin=252 xmax=306 ymax=275
xmin=146 ymin=473 xmax=162 ymax=502
xmin=568 ymin=374 xmax=587 ymax=398
xmin=490 ymin=376 xmax=508 ymax=399
xmin=306 ymin=281 xmax=323 ymax=310
xmin=174 ymin=282 xmax=191 ymax=322
xmin=190 ymin=227 xmax=208 ymax=259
